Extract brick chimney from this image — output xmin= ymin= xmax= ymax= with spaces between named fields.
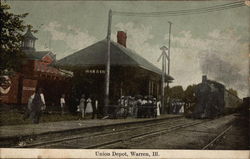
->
xmin=202 ymin=75 xmax=207 ymax=83
xmin=117 ymin=31 xmax=127 ymax=47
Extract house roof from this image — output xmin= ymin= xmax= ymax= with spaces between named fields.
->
xmin=56 ymin=39 xmax=174 ymax=80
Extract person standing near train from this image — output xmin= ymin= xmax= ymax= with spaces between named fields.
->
xmin=23 ymin=92 xmax=33 ymax=120
xmin=85 ymin=96 xmax=93 ymax=118
xmin=60 ymin=94 xmax=66 ymax=115
xmin=156 ymin=99 xmax=161 ymax=117
xmin=79 ymin=94 xmax=86 ymax=119
xmin=136 ymin=96 xmax=143 ymax=118
xmin=38 ymin=88 xmax=46 ymax=111
xmin=93 ymin=98 xmax=98 ymax=119
xmin=30 ymin=88 xmax=45 ymax=124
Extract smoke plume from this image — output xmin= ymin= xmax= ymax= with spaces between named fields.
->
xmin=199 ymin=52 xmax=248 ymax=96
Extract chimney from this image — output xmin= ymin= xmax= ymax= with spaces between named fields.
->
xmin=117 ymin=31 xmax=127 ymax=47
xmin=202 ymin=75 xmax=207 ymax=83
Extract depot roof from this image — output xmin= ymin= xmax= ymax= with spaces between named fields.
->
xmin=56 ymin=39 xmax=174 ymax=81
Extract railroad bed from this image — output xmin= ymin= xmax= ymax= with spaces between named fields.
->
xmin=0 ymin=114 xmax=182 ymax=147
xmin=21 ymin=117 xmax=204 ymax=148
xmin=1 ymin=114 xmax=244 ymax=149
xmin=110 ymin=114 xmax=239 ymax=149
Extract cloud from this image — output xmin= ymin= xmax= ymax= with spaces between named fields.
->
xmin=170 ymin=28 xmax=248 ymax=97
xmin=36 ymin=43 xmax=50 ymax=51
xmin=113 ymin=22 xmax=161 ymax=67
xmin=43 ymin=21 xmax=66 ymax=40
xmin=208 ymin=29 xmax=220 ymax=39
xmin=43 ymin=21 xmax=97 ymax=57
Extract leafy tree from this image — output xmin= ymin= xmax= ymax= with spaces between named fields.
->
xmin=171 ymin=85 xmax=184 ymax=99
xmin=183 ymin=84 xmax=197 ymax=103
xmin=165 ymin=85 xmax=184 ymax=99
xmin=0 ymin=2 xmax=28 ymax=84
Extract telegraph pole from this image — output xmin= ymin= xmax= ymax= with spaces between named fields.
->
xmin=248 ymin=52 xmax=250 ymax=96
xmin=167 ymin=21 xmax=172 ymax=82
xmin=104 ymin=9 xmax=112 ymax=114
xmin=158 ymin=46 xmax=168 ymax=114
xmin=166 ymin=21 xmax=172 ymax=114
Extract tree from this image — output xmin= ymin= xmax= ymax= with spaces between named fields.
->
xmin=165 ymin=85 xmax=184 ymax=99
xmin=0 ymin=2 xmax=28 ymax=84
xmin=183 ymin=84 xmax=197 ymax=103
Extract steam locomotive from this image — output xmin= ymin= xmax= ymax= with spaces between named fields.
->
xmin=191 ymin=75 xmax=242 ymax=119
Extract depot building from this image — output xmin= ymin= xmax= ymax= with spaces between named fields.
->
xmin=56 ymin=31 xmax=174 ymax=108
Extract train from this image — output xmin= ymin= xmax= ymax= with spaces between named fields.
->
xmin=238 ymin=97 xmax=250 ymax=117
xmin=191 ymin=75 xmax=242 ymax=119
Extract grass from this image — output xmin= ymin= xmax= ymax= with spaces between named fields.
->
xmin=0 ymin=110 xmax=80 ymax=126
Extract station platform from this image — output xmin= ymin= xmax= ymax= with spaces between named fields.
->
xmin=0 ymin=114 xmax=182 ymax=140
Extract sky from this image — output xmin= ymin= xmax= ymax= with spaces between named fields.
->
xmin=7 ymin=0 xmax=250 ymax=98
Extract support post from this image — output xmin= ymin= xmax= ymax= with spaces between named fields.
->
xmin=162 ymin=52 xmax=166 ymax=113
xmin=148 ymin=80 xmax=151 ymax=95
xmin=104 ymin=9 xmax=112 ymax=115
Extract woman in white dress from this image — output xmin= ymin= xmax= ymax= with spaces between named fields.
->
xmin=157 ymin=100 xmax=161 ymax=116
xmin=85 ymin=97 xmax=93 ymax=115
xmin=79 ymin=94 xmax=85 ymax=118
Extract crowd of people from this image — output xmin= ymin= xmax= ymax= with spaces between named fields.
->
xmin=23 ymin=87 xmax=185 ymax=124
xmin=169 ymin=99 xmax=185 ymax=114
xmin=115 ymin=96 xmax=161 ymax=118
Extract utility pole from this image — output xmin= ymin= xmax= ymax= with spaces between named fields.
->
xmin=167 ymin=21 xmax=172 ymax=84
xmin=104 ymin=9 xmax=112 ymax=115
xmin=166 ymin=21 xmax=172 ymax=114
xmin=248 ymin=52 xmax=250 ymax=97
xmin=158 ymin=46 xmax=168 ymax=114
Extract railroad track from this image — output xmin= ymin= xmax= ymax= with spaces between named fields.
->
xmin=202 ymin=124 xmax=233 ymax=150
xmin=87 ymin=120 xmax=207 ymax=149
xmin=16 ymin=118 xmax=210 ymax=149
xmin=12 ymin=117 xmax=184 ymax=148
xmin=201 ymin=115 xmax=237 ymax=150
xmin=15 ymin=117 xmax=185 ymax=148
